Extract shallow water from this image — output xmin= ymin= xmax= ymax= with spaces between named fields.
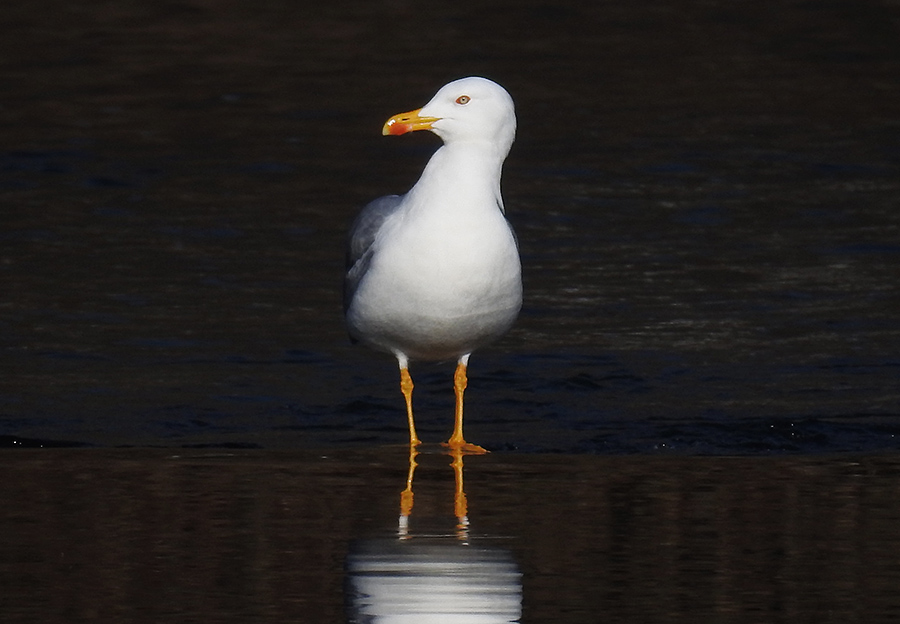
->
xmin=4 ymin=448 xmax=900 ymax=623
xmin=2 ymin=0 xmax=900 ymax=621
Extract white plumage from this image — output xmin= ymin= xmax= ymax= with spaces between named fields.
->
xmin=344 ymin=77 xmax=522 ymax=452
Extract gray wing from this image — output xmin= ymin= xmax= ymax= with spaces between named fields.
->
xmin=343 ymin=194 xmax=403 ymax=314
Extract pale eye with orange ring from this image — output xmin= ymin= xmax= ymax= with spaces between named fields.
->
xmin=456 ymin=95 xmax=471 ymax=105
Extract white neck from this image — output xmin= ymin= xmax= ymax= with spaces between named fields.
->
xmin=404 ymin=141 xmax=507 ymax=216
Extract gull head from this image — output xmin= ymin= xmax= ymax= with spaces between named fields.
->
xmin=383 ymin=77 xmax=516 ymax=155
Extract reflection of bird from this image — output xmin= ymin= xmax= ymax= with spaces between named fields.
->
xmin=347 ymin=448 xmax=522 ymax=623
xmin=344 ymin=77 xmax=522 ymax=453
xmin=346 ymin=538 xmax=522 ymax=624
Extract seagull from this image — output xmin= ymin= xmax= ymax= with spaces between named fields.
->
xmin=344 ymin=77 xmax=522 ymax=453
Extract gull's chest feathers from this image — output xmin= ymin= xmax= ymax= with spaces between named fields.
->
xmin=382 ymin=145 xmax=514 ymax=275
xmin=372 ymin=174 xmax=518 ymax=304
xmin=381 ymin=200 xmax=512 ymax=278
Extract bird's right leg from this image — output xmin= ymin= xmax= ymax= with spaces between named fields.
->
xmin=397 ymin=356 xmax=420 ymax=447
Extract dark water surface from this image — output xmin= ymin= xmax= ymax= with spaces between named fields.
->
xmin=2 ymin=0 xmax=898 ymax=452
xmin=2 ymin=0 xmax=900 ymax=621
xmin=4 ymin=448 xmax=900 ymax=623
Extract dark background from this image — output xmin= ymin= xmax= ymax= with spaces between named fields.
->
xmin=2 ymin=0 xmax=899 ymax=450
xmin=3 ymin=3 xmax=900 ymax=623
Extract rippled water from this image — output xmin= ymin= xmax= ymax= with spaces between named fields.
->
xmin=2 ymin=0 xmax=900 ymax=621
xmin=3 ymin=1 xmax=899 ymax=453
xmin=4 ymin=448 xmax=900 ymax=623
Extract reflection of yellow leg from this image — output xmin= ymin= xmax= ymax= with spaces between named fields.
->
xmin=400 ymin=367 xmax=420 ymax=447
xmin=449 ymin=447 xmax=468 ymax=524
xmin=445 ymin=359 xmax=487 ymax=454
xmin=400 ymin=445 xmax=418 ymax=518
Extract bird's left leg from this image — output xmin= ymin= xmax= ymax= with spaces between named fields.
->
xmin=445 ymin=354 xmax=488 ymax=454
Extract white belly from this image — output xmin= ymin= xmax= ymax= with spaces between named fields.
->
xmin=347 ymin=210 xmax=522 ymax=361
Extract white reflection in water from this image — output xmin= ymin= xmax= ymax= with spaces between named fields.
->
xmin=346 ymin=449 xmax=522 ymax=623
xmin=347 ymin=539 xmax=522 ymax=623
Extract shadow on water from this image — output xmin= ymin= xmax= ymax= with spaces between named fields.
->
xmin=3 ymin=447 xmax=900 ymax=623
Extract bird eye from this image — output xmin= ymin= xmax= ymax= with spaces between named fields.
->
xmin=456 ymin=95 xmax=471 ymax=105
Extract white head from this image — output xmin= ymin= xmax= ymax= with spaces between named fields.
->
xmin=383 ymin=77 xmax=516 ymax=156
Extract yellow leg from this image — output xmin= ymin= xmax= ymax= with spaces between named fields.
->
xmin=400 ymin=367 xmax=421 ymax=447
xmin=444 ymin=359 xmax=488 ymax=454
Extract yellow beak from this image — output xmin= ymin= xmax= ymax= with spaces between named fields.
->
xmin=382 ymin=108 xmax=441 ymax=136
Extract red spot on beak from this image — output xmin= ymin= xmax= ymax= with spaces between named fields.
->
xmin=385 ymin=121 xmax=412 ymax=135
